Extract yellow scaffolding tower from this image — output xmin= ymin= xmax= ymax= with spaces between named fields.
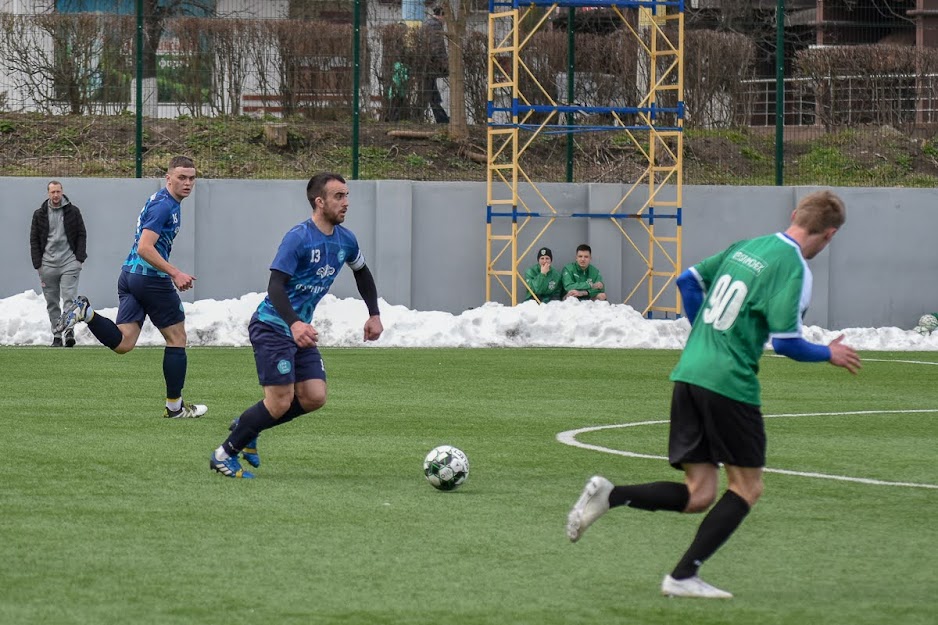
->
xmin=486 ymin=1 xmax=684 ymax=316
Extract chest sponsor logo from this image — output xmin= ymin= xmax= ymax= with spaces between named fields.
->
xmin=316 ymin=264 xmax=336 ymax=279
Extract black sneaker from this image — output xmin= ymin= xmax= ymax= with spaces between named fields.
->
xmin=163 ymin=401 xmax=208 ymax=419
xmin=51 ymin=336 xmax=63 ymax=347
xmin=64 ymin=330 xmax=76 ymax=348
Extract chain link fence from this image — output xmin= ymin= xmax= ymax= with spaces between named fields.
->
xmin=0 ymin=1 xmax=936 ymax=185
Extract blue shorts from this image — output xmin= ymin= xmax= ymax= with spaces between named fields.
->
xmin=115 ymin=270 xmax=185 ymax=329
xmin=249 ymin=314 xmax=326 ymax=387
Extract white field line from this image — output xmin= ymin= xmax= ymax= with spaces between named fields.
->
xmin=556 ymin=409 xmax=938 ymax=490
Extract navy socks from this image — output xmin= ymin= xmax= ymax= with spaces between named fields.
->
xmin=86 ymin=313 xmax=123 ymax=350
xmin=163 ymin=347 xmax=187 ymax=400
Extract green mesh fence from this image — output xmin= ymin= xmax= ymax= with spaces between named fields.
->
xmin=0 ymin=0 xmax=936 ymax=185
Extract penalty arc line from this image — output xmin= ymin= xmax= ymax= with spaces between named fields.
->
xmin=556 ymin=409 xmax=938 ymax=490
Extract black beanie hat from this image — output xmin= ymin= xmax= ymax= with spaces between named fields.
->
xmin=538 ymin=247 xmax=552 ymax=260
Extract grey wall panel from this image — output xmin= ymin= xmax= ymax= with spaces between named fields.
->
xmin=826 ymin=187 xmax=938 ymax=328
xmin=372 ymin=180 xmax=414 ymax=309
xmin=193 ymin=179 xmax=308 ymax=302
xmin=2 ymin=177 xmax=935 ymax=329
xmin=411 ymin=182 xmax=487 ymax=312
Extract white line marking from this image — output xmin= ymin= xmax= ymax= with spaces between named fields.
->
xmin=556 ymin=409 xmax=938 ymax=490
xmin=862 ymin=358 xmax=938 ymax=366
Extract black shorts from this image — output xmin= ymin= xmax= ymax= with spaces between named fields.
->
xmin=668 ymin=381 xmax=766 ymax=470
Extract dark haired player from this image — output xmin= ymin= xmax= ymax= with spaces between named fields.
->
xmin=210 ymin=172 xmax=383 ymax=478
xmin=56 ymin=156 xmax=207 ymax=418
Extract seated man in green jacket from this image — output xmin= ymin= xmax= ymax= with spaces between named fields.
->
xmin=523 ymin=247 xmax=562 ymax=303
xmin=562 ymin=244 xmax=607 ymax=301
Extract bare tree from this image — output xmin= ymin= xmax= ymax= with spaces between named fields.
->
xmin=441 ymin=0 xmax=471 ymax=140
xmin=137 ymin=0 xmax=215 ymax=116
xmin=0 ymin=12 xmax=133 ymax=114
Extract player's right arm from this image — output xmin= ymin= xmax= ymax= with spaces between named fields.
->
xmin=266 ymin=269 xmax=318 ymax=347
xmin=676 ymin=268 xmax=704 ymax=324
xmin=136 ymin=229 xmax=195 ymax=290
xmin=524 ymin=265 xmax=547 ymax=298
xmin=678 ymin=244 xmax=739 ymax=323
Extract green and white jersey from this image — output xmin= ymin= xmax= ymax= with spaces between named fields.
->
xmin=670 ymin=233 xmax=811 ymax=406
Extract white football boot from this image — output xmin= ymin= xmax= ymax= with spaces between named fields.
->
xmin=566 ymin=475 xmax=614 ymax=542
xmin=661 ymin=575 xmax=733 ymax=599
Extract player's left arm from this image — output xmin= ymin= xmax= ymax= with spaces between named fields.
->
xmin=590 ymin=268 xmax=605 ymax=294
xmin=771 ymin=336 xmax=830 ymax=362
xmin=772 ymin=336 xmax=860 ymax=373
xmin=353 ymin=264 xmax=383 ymax=341
xmin=767 ymin=268 xmax=860 ymax=373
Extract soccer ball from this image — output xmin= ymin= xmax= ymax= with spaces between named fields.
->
xmin=917 ymin=314 xmax=938 ymax=333
xmin=423 ymin=445 xmax=469 ymax=491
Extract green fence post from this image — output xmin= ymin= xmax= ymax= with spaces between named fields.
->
xmin=135 ymin=0 xmax=143 ymax=179
xmin=566 ymin=7 xmax=575 ymax=183
xmin=775 ymin=0 xmax=784 ymax=186
xmin=352 ymin=0 xmax=361 ymax=180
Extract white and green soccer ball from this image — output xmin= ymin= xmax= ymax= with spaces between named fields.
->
xmin=423 ymin=445 xmax=469 ymax=491
xmin=917 ymin=314 xmax=938 ymax=333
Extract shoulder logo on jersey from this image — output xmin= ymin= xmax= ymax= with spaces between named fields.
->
xmin=277 ymin=359 xmax=292 ymax=374
xmin=316 ymin=264 xmax=336 ymax=279
xmin=730 ymin=250 xmax=767 ymax=275
xmin=337 ymin=250 xmax=346 ymax=264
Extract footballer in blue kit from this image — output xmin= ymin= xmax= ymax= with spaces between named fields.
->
xmin=210 ymin=172 xmax=383 ymax=479
xmin=55 ymin=156 xmax=208 ymax=419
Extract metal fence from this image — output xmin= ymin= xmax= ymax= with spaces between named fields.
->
xmin=0 ymin=0 xmax=936 ymax=186
xmin=745 ymin=73 xmax=938 ymax=128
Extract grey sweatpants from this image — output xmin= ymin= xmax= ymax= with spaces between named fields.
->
xmin=39 ymin=259 xmax=82 ymax=336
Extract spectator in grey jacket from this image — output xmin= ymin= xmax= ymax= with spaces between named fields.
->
xmin=30 ymin=181 xmax=87 ymax=347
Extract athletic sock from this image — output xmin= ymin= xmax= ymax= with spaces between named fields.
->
xmin=671 ymin=490 xmax=751 ymax=580
xmin=162 ymin=347 xmax=187 ymax=400
xmin=86 ymin=313 xmax=123 ymax=350
xmin=223 ymin=401 xmax=277 ymax=456
xmin=166 ymin=397 xmax=183 ymax=412
xmin=276 ymin=397 xmax=309 ymax=425
xmin=609 ymin=482 xmax=690 ymax=512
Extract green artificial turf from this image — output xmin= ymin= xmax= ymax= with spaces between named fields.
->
xmin=1 ymin=347 xmax=935 ymax=625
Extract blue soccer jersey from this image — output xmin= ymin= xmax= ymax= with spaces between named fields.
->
xmin=256 ymin=219 xmax=365 ymax=336
xmin=122 ymin=187 xmax=181 ymax=277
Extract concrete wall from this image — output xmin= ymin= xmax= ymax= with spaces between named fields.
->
xmin=3 ymin=177 xmax=936 ymax=329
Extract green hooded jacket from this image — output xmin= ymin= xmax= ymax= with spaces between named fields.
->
xmin=561 ymin=262 xmax=604 ymax=300
xmin=523 ymin=264 xmax=562 ymax=302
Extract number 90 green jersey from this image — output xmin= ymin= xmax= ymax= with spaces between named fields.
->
xmin=670 ymin=233 xmax=811 ymax=406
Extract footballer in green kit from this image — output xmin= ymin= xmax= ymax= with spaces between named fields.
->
xmin=566 ymin=190 xmax=862 ymax=599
